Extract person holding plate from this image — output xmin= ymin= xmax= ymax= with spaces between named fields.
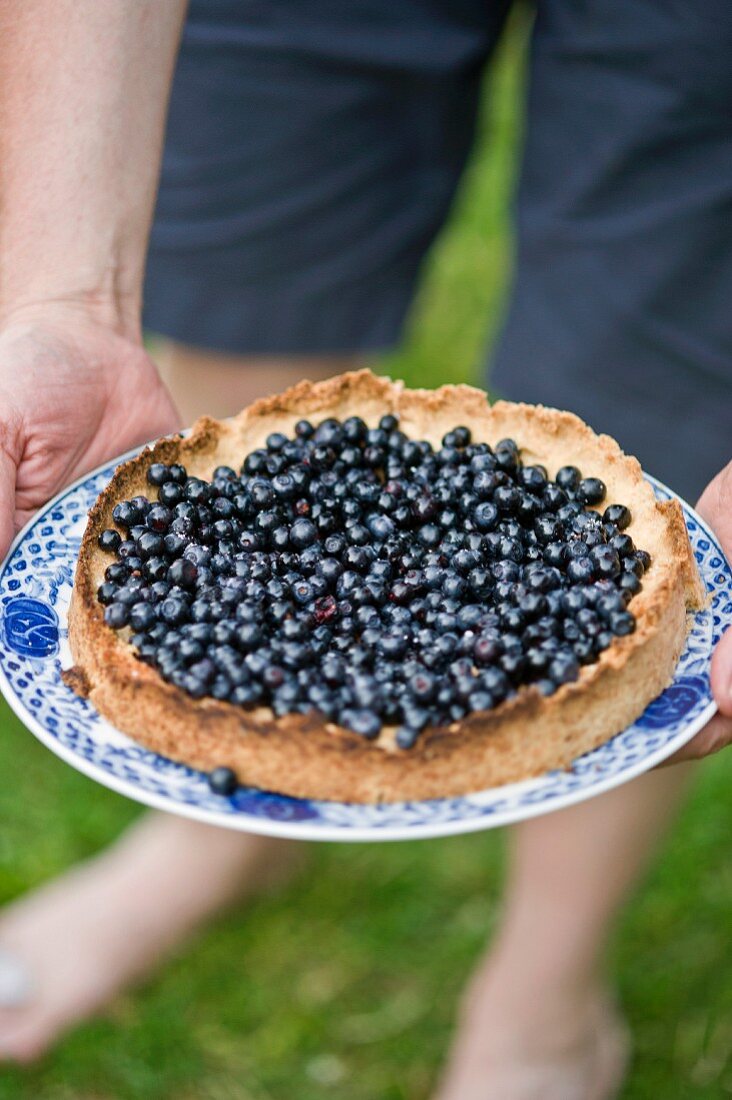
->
xmin=0 ymin=2 xmax=731 ymax=1097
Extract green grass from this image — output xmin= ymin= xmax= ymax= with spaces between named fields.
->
xmin=2 ymin=14 xmax=732 ymax=1099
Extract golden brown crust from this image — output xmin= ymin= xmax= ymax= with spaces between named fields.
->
xmin=66 ymin=370 xmax=704 ymax=803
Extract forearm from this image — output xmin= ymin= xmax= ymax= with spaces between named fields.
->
xmin=0 ymin=0 xmax=186 ymax=338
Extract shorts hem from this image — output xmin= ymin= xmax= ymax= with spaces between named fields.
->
xmin=142 ymin=253 xmax=419 ymax=357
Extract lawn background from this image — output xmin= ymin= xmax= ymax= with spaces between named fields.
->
xmin=1 ymin=12 xmax=731 ymax=1099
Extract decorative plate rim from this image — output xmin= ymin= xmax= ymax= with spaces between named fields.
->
xmin=0 ymin=450 xmax=727 ymax=843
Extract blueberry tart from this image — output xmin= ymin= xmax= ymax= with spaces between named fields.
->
xmin=65 ymin=370 xmax=704 ymax=803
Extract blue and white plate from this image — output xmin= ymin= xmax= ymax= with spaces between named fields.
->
xmin=0 ymin=455 xmax=730 ymax=843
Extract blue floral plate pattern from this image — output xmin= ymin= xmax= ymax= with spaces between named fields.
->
xmin=0 ymin=455 xmax=730 ymax=843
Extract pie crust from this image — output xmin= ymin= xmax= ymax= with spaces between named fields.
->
xmin=65 ymin=370 xmax=705 ymax=803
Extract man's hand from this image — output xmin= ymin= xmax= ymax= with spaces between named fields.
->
xmin=0 ymin=309 xmax=179 ymax=558
xmin=667 ymin=462 xmax=732 ymax=763
xmin=0 ymin=2 xmax=186 ymax=551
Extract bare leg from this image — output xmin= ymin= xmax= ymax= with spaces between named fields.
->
xmin=0 ymin=341 xmax=357 ymax=1062
xmin=435 ymin=764 xmax=694 ymax=1100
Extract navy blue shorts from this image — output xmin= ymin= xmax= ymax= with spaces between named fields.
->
xmin=144 ymin=0 xmax=732 ymax=500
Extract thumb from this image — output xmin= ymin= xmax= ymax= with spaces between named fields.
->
xmin=0 ymin=409 xmax=22 ymax=559
xmin=696 ymin=461 xmax=732 ymax=719
xmin=0 ymin=447 xmax=18 ymax=562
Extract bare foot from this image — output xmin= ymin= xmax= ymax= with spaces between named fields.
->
xmin=0 ymin=813 xmax=302 ymax=1062
xmin=434 ymin=973 xmax=630 ymax=1100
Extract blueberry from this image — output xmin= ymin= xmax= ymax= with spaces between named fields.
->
xmin=610 ymin=611 xmax=636 ymax=636
xmin=493 ymin=485 xmax=521 ymax=514
xmin=596 ymin=592 xmax=626 ymax=619
xmin=98 ymin=528 xmax=122 ymax=552
xmin=543 ymin=541 xmax=568 ymax=568
xmin=295 ymin=419 xmax=314 ymax=438
xmin=160 ymin=597 xmax=189 ymax=626
xmin=111 ymin=501 xmax=138 ymax=529
xmin=104 ymin=603 xmax=129 ymax=629
xmin=311 ymin=444 xmax=337 ymax=470
xmin=555 ymin=466 xmax=581 ymax=492
xmin=97 ymin=581 xmax=117 ymax=606
xmin=609 ymin=532 xmax=635 ymax=556
xmin=342 ymin=416 xmax=367 ymax=443
xmin=167 ymin=464 xmax=187 ymax=484
xmin=468 ymin=690 xmax=494 ymax=712
xmin=290 ymin=518 xmax=317 ymax=549
xmin=636 ymin=550 xmax=651 ymax=572
xmin=409 ymin=671 xmax=436 ymax=702
xmin=183 ymin=478 xmax=209 ymax=505
xmin=471 ymin=633 xmax=500 ymax=666
xmin=473 ymin=501 xmax=499 ymax=532
xmin=603 ymin=503 xmax=631 ymax=529
xmin=567 ymin=557 xmax=595 ymax=584
xmin=341 ymin=708 xmax=382 ymax=739
xmin=623 ymin=552 xmax=647 ymax=578
xmin=129 ymin=602 xmax=157 ymax=632
xmin=395 ymin=726 xmax=420 ymax=749
xmin=159 ymin=481 xmax=184 ymax=506
xmin=542 ymin=484 xmax=569 ymax=512
xmin=167 ymin=558 xmax=198 ymax=588
xmin=533 ymin=515 xmax=560 ymax=544
xmin=548 ymin=653 xmax=580 ymax=685
xmin=495 ymin=446 xmax=519 ymax=475
xmin=209 ymin=767 xmax=238 ymax=796
xmin=367 ymin=514 xmax=395 ymax=541
xmin=617 ymin=570 xmax=642 ymax=596
xmin=520 ymin=466 xmax=547 ymax=494
xmin=576 ymin=478 xmax=606 ymax=506
xmin=137 ymin=531 xmax=165 ymax=559
xmin=266 ymin=431 xmax=288 ymax=452
xmin=472 ymin=471 xmax=498 ymax=504
xmin=589 ymin=545 xmax=621 ymax=579
xmin=479 ymin=666 xmax=509 ymax=699
xmin=146 ymin=463 xmax=171 ymax=486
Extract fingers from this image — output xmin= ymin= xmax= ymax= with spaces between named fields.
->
xmin=657 ymin=460 xmax=732 ymax=769
xmin=663 ymin=711 xmax=732 ymax=766
xmin=0 ymin=445 xmax=18 ymax=561
xmin=710 ymin=627 xmax=732 ymax=718
xmin=696 ymin=461 xmax=732 ymax=718
xmin=696 ymin=460 xmax=732 ymax=557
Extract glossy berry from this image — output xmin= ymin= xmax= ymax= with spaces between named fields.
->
xmin=98 ymin=529 xmax=122 ymax=552
xmin=147 ymin=504 xmax=173 ymax=533
xmin=129 ymin=602 xmax=157 ymax=631
xmin=610 ymin=610 xmax=636 ymax=636
xmin=555 ymin=466 xmax=581 ymax=492
xmin=208 ymin=766 xmax=238 ymax=796
xmin=97 ymin=581 xmax=117 ymax=606
xmin=104 ymin=603 xmax=129 ymax=628
xmin=341 ymin=708 xmax=382 ymax=739
xmin=168 ymin=558 xmax=198 ymax=588
xmin=147 ymin=463 xmax=172 ymax=487
xmin=576 ymin=478 xmax=607 ymax=506
xmin=290 ymin=518 xmax=317 ymax=549
xmin=603 ymin=503 xmax=632 ymax=530
xmin=395 ymin=726 xmax=420 ymax=749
